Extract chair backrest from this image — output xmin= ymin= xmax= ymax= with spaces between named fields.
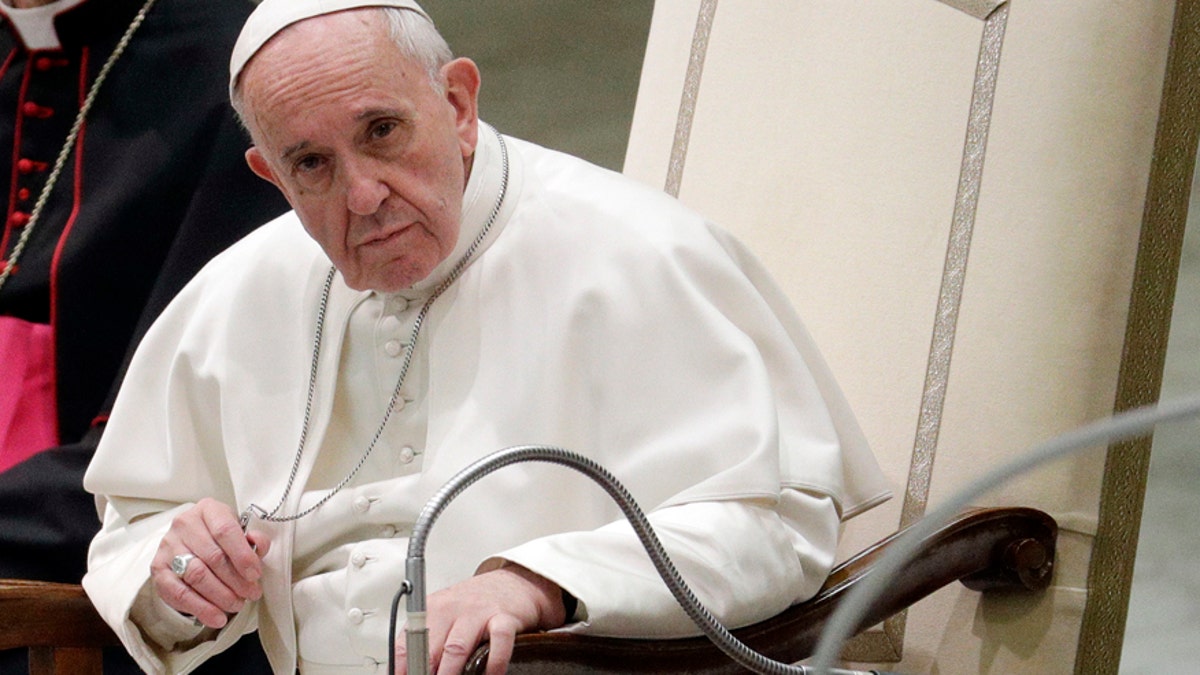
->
xmin=622 ymin=1 xmax=1199 ymax=672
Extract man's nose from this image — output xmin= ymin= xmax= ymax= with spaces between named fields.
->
xmin=343 ymin=161 xmax=389 ymax=216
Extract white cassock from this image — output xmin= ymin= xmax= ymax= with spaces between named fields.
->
xmin=83 ymin=125 xmax=892 ymax=674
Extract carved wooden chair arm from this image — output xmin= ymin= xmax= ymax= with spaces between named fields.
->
xmin=463 ymin=506 xmax=1057 ymax=674
xmin=0 ymin=507 xmax=1055 ymax=674
xmin=0 ymin=578 xmax=119 ymax=674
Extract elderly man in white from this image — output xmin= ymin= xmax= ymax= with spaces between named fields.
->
xmin=82 ymin=1 xmax=891 ymax=673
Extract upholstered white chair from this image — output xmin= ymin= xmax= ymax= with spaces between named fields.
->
xmin=617 ymin=1 xmax=1199 ymax=672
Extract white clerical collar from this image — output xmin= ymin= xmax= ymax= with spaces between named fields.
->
xmin=383 ymin=121 xmax=514 ymax=303
xmin=0 ymin=0 xmax=87 ymax=50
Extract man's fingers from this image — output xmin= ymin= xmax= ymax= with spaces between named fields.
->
xmin=428 ymin=614 xmax=521 ymax=675
xmin=154 ymin=564 xmax=234 ymax=628
xmin=431 ymin=617 xmax=488 ymax=675
xmin=200 ymin=499 xmax=264 ymax=590
xmin=151 ymin=500 xmax=272 ymax=628
xmin=407 ymin=567 xmax=564 ymax=674
xmin=167 ymin=499 xmax=264 ymax=602
xmin=483 ymin=616 xmax=520 ymax=675
xmin=246 ymin=530 xmax=272 ymax=558
xmin=191 ymin=538 xmax=262 ymax=601
xmin=176 ymin=552 xmax=248 ymax=614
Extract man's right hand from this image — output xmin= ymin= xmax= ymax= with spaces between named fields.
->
xmin=151 ymin=497 xmax=271 ymax=628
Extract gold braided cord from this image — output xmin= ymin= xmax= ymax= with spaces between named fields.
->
xmin=0 ymin=0 xmax=159 ymax=292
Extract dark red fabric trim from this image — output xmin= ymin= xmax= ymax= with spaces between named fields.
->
xmin=1 ymin=52 xmax=32 ymax=258
xmin=0 ymin=48 xmax=16 ymax=82
xmin=47 ymin=46 xmax=88 ymax=442
xmin=89 ymin=413 xmax=108 ymax=427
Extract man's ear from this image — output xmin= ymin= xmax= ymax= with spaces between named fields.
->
xmin=441 ymin=57 xmax=481 ymax=158
xmin=246 ymin=147 xmax=281 ymax=187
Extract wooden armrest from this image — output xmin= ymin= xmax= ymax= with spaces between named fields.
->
xmin=0 ymin=578 xmax=120 ymax=675
xmin=0 ymin=579 xmax=118 ymax=650
xmin=464 ymin=506 xmax=1057 ymax=673
xmin=0 ymin=507 xmax=1055 ymax=674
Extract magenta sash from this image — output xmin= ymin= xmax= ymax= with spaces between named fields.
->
xmin=0 ymin=315 xmax=58 ymax=473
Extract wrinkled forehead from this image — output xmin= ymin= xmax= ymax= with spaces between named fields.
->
xmin=229 ymin=0 xmax=431 ymax=98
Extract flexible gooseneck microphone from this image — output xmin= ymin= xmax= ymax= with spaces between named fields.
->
xmin=390 ymin=445 xmax=904 ymax=675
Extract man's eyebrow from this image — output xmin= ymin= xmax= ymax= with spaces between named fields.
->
xmin=356 ymin=107 xmax=409 ymax=122
xmin=280 ymin=141 xmax=311 ymax=164
xmin=276 ymin=109 xmax=412 ymax=163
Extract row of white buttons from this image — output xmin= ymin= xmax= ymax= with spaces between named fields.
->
xmin=352 ymin=496 xmax=376 ymax=513
xmin=379 ymin=298 xmax=412 ymax=360
xmin=388 ymin=397 xmax=419 ymax=413
xmin=383 ymin=339 xmax=405 ymax=357
xmin=387 ymin=297 xmax=411 ymax=314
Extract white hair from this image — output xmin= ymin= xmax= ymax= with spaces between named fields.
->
xmin=381 ymin=7 xmax=453 ymax=94
xmin=231 ymin=8 xmax=455 ymax=130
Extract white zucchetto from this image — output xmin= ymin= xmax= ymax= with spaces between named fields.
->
xmin=229 ymin=0 xmax=431 ymax=96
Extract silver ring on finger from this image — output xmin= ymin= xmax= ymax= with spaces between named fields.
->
xmin=171 ymin=553 xmax=197 ymax=578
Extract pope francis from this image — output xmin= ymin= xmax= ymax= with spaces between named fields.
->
xmin=82 ymin=1 xmax=891 ymax=673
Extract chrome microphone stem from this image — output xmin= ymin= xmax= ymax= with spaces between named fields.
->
xmin=404 ymin=556 xmax=428 ymax=675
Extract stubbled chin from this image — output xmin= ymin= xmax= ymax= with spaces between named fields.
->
xmin=343 ymin=226 xmax=455 ymax=292
xmin=342 ymin=242 xmax=427 ymax=291
xmin=342 ymin=257 xmax=438 ymax=293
